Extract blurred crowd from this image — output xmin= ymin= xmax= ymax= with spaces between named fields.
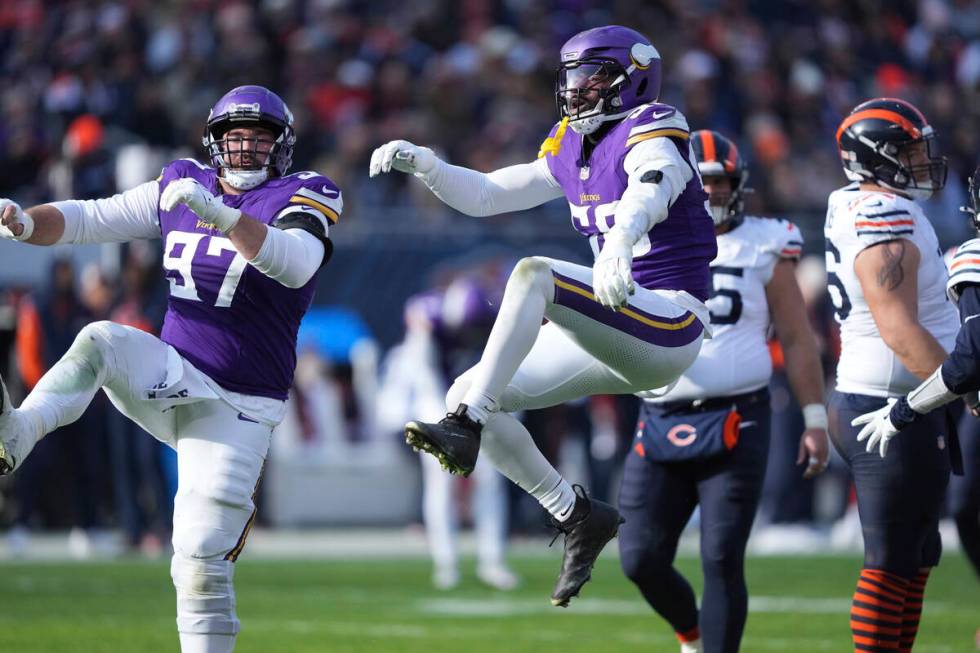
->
xmin=0 ymin=0 xmax=978 ymax=236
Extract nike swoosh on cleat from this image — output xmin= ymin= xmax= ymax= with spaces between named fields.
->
xmin=237 ymin=413 xmax=260 ymax=423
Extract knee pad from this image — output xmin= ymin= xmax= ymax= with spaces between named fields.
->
xmin=862 ymin=525 xmax=921 ymax=577
xmin=508 ymin=257 xmax=554 ymax=299
xmin=619 ymin=543 xmax=673 ymax=587
xmin=67 ymin=321 xmax=137 ymax=382
xmin=171 ymin=554 xmax=239 ymax=635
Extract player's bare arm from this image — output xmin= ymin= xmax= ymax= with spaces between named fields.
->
xmin=0 ymin=202 xmax=63 ymax=245
xmin=765 ymin=258 xmax=829 ymax=478
xmin=855 ymin=238 xmax=947 ymax=379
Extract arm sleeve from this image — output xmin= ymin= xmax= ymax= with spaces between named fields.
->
xmin=611 ymin=137 xmax=693 ymax=243
xmin=415 ymin=157 xmax=564 ymax=217
xmin=941 ymin=283 xmax=980 ymax=395
xmin=54 ymin=181 xmax=161 ymax=244
xmin=248 ymin=226 xmax=325 ymax=289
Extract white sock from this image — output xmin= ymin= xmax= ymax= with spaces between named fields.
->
xmin=461 ymin=259 xmax=552 ymax=419
xmin=179 ymin=633 xmax=236 ymax=653
xmin=459 ymin=390 xmax=495 ymax=424
xmin=537 ymin=475 xmax=577 ymax=522
xmin=680 ymin=639 xmax=703 ymax=653
xmin=477 ymin=411 xmax=575 ymax=521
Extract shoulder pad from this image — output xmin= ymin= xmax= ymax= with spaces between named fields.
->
xmin=947 ymin=238 xmax=980 ymax=302
xmin=625 ymin=104 xmax=690 ymax=148
xmin=848 ymin=192 xmax=913 ymax=241
xmin=742 ymin=216 xmax=803 ymax=260
xmin=282 ymin=173 xmax=343 ymax=224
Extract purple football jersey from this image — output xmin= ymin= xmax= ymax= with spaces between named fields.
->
xmin=541 ymin=103 xmax=716 ymax=301
xmin=157 ymin=159 xmax=341 ymax=399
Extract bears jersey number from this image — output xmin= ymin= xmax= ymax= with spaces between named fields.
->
xmin=163 ymin=231 xmax=248 ymax=308
xmin=707 ymin=266 xmax=744 ymax=325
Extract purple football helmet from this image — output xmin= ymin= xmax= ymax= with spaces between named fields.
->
xmin=202 ymin=85 xmax=296 ymax=190
xmin=555 ymin=25 xmax=661 ymax=135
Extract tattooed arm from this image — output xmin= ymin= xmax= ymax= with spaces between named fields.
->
xmin=854 ymin=238 xmax=948 ymax=379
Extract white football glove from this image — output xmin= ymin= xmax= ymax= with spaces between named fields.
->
xmin=160 ymin=178 xmax=241 ymax=232
xmin=592 ymin=231 xmax=635 ymax=309
xmin=0 ymin=199 xmax=34 ymax=241
xmin=369 ymin=140 xmax=437 ymax=177
xmin=852 ymin=398 xmax=900 ymax=457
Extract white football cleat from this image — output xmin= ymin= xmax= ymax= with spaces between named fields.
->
xmin=432 ymin=566 xmax=460 ymax=590
xmin=477 ymin=564 xmax=520 ymax=591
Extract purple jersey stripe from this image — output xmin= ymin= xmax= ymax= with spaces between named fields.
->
xmin=551 ymin=272 xmax=703 ymax=347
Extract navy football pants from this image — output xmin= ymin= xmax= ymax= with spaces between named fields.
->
xmin=952 ymin=410 xmax=980 ymax=578
xmin=830 ymin=392 xmax=950 ymax=577
xmin=618 ymin=400 xmax=770 ymax=653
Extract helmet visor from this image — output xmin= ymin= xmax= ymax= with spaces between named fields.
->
xmin=898 ymin=133 xmax=947 ymax=192
xmin=556 ymin=60 xmax=623 ymax=119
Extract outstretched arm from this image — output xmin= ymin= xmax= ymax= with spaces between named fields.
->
xmin=766 ymin=258 xmax=830 ymax=478
xmin=369 ymin=140 xmax=563 ymax=216
xmin=1 ymin=181 xmax=162 ymax=246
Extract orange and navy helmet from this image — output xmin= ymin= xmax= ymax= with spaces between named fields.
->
xmin=836 ymin=97 xmax=946 ymax=200
xmin=691 ymin=130 xmax=748 ymax=226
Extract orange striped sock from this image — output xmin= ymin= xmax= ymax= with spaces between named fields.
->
xmin=676 ymin=625 xmax=700 ymax=644
xmin=851 ymin=568 xmax=909 ymax=651
xmin=898 ymin=570 xmax=929 ymax=652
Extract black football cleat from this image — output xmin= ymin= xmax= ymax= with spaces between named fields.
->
xmin=550 ymin=485 xmax=624 ymax=607
xmin=405 ymin=404 xmax=482 ymax=476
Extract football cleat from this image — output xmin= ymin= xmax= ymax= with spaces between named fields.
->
xmin=0 ymin=372 xmax=17 ymax=475
xmin=549 ymin=485 xmax=624 ymax=607
xmin=404 ymin=404 xmax=482 ymax=476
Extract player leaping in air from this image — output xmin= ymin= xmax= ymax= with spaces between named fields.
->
xmin=0 ymin=86 xmax=340 ymax=653
xmin=370 ymin=25 xmax=717 ymax=607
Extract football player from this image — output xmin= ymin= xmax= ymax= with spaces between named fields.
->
xmin=0 ymin=86 xmax=340 ymax=653
xmin=369 ymin=25 xmax=717 ymax=606
xmin=824 ymin=98 xmax=957 ymax=653
xmin=854 ymin=165 xmax=980 ymax=585
xmin=618 ymin=131 xmax=830 ymax=653
xmin=376 ymin=280 xmax=519 ymax=591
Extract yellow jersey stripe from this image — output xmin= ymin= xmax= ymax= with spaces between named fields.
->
xmin=625 ymin=128 xmax=690 ymax=148
xmin=225 ymin=509 xmax=256 ymax=562
xmin=553 ymin=277 xmax=698 ymax=330
xmin=289 ymin=195 xmax=339 ymax=223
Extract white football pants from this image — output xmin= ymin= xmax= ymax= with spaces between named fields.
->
xmin=11 ymin=321 xmax=274 ymax=653
xmin=450 ymin=257 xmax=707 ymax=504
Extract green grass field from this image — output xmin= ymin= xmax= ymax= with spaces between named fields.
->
xmin=0 ymin=554 xmax=975 ymax=652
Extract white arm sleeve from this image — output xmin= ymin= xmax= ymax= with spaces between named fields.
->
xmin=611 ymin=137 xmax=694 ymax=243
xmin=249 ymin=225 xmax=325 ymax=289
xmin=415 ymin=157 xmax=563 ymax=217
xmin=54 ymin=181 xmax=161 ymax=244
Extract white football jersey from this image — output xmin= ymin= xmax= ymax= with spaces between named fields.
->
xmin=946 ymin=237 xmax=980 ymax=303
xmin=825 ymin=183 xmax=958 ymax=397
xmin=652 ymin=215 xmax=803 ymax=402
